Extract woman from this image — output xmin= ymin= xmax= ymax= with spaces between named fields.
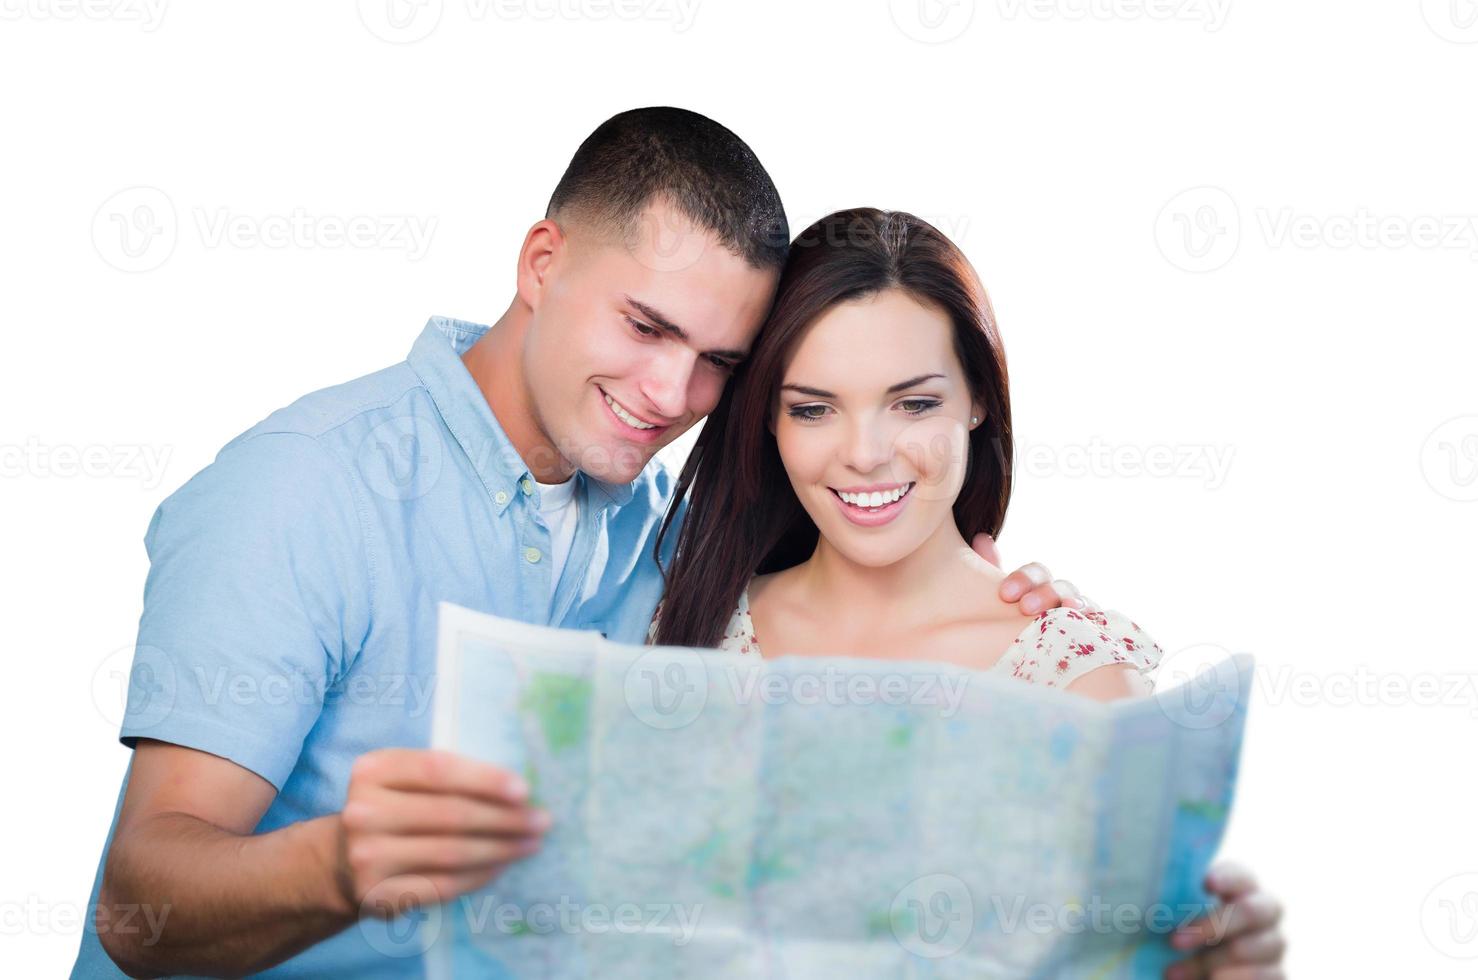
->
xmin=650 ymin=208 xmax=1286 ymax=974
xmin=651 ymin=207 xmax=1155 ymax=699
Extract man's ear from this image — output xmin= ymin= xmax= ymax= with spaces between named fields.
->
xmin=516 ymin=219 xmax=565 ymax=313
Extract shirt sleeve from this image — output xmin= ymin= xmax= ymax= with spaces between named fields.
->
xmin=118 ymin=431 xmax=373 ymax=791
xmin=1086 ymin=607 xmax=1164 ymax=676
xmin=1003 ymin=607 xmax=1162 ymax=689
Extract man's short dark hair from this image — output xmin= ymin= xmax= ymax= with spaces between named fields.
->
xmin=546 ymin=106 xmax=789 ymax=270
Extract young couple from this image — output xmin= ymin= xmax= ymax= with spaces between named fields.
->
xmin=77 ymin=108 xmax=1283 ymax=978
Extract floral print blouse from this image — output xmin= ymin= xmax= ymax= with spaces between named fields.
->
xmin=648 ymin=585 xmax=1163 ymax=689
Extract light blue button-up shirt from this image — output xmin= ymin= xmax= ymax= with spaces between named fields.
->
xmin=71 ymin=317 xmax=684 ymax=978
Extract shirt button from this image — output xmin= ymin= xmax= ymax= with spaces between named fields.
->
xmin=524 ymin=547 xmax=542 ymax=564
xmin=520 ymin=478 xmax=533 ymax=495
xmin=494 ymin=490 xmax=509 ymax=505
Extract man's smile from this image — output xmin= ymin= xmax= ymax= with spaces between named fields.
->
xmin=599 ymin=386 xmax=671 ymax=442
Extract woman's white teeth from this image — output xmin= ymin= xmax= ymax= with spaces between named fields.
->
xmin=605 ymin=392 xmax=657 ymax=430
xmin=837 ymin=484 xmax=912 ymax=508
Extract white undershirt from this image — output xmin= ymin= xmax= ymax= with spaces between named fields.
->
xmin=534 ymin=475 xmax=580 ymax=593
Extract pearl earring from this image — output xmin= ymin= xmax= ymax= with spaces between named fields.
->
xmin=971 ymin=416 xmax=979 ymax=425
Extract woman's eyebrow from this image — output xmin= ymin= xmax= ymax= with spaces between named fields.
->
xmin=780 ymin=373 xmax=946 ymax=399
xmin=886 ymin=373 xmax=945 ymax=393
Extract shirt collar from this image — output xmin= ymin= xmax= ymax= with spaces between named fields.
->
xmin=406 ymin=316 xmax=637 ymax=513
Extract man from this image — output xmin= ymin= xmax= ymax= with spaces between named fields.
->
xmin=74 ymin=108 xmax=1282 ymax=978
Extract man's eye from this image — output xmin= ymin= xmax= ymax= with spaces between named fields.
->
xmin=705 ymin=355 xmax=736 ymax=371
xmin=626 ymin=317 xmax=659 ymax=338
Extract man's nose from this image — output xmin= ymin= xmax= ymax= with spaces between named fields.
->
xmin=638 ymin=349 xmax=696 ymax=422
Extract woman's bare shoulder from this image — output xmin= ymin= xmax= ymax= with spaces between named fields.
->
xmin=944 ymin=548 xmax=1019 ymax=623
xmin=747 ymin=566 xmax=802 ymax=607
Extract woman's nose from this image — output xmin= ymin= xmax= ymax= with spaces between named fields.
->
xmin=842 ymin=416 xmax=894 ymax=475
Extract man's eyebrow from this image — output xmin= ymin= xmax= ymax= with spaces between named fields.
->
xmin=780 ymin=373 xmax=946 ymax=399
xmin=624 ymin=295 xmax=749 ymax=362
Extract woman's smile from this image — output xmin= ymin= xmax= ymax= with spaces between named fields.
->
xmin=827 ymin=480 xmax=916 ymax=527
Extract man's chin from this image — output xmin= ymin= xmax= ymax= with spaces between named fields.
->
xmin=569 ymin=439 xmax=655 ymax=485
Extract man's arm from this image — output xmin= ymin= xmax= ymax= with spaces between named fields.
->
xmin=99 ymin=740 xmax=546 ymax=978
xmin=99 ymin=740 xmax=345 ymax=977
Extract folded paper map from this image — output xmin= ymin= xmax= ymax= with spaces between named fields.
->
xmin=427 ymin=601 xmax=1251 ymax=979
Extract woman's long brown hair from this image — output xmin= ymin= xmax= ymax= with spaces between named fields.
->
xmin=652 ymin=208 xmax=1013 ymax=648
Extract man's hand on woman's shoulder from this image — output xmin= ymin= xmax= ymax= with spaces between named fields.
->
xmin=971 ymin=533 xmax=1090 ymax=615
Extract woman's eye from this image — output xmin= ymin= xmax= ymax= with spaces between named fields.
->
xmin=787 ymin=404 xmax=830 ymax=421
xmin=899 ymin=399 xmax=942 ymax=415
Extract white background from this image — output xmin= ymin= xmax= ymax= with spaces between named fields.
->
xmin=3 ymin=1 xmax=1476 ymax=975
